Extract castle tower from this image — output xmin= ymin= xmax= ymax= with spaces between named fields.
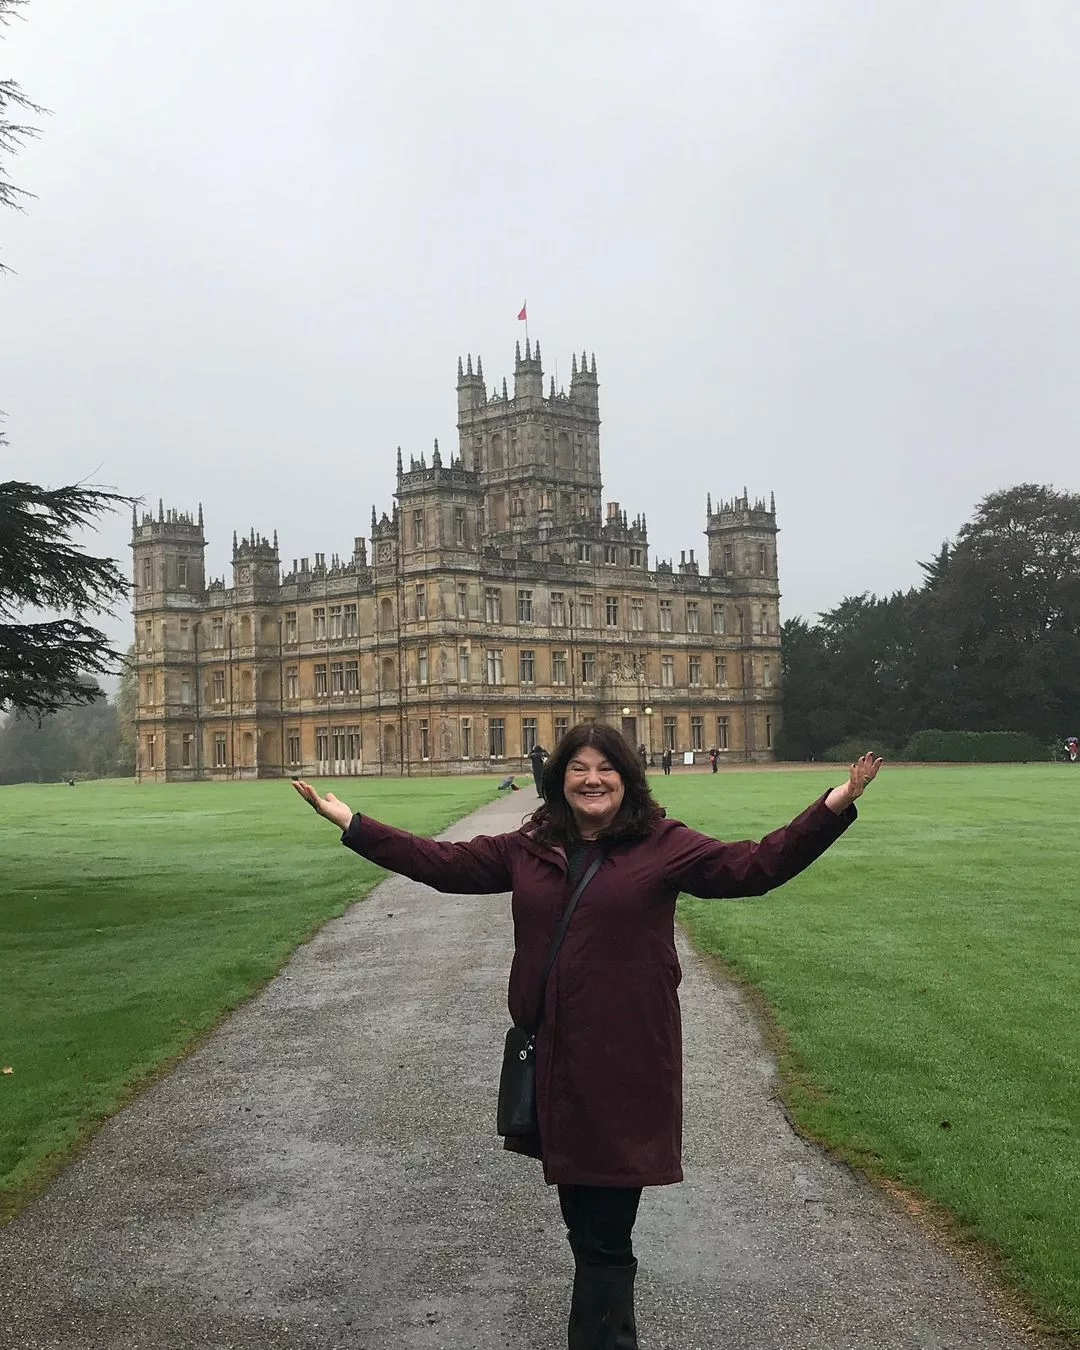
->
xmin=130 ymin=503 xmax=207 ymax=781
xmin=456 ymin=342 xmax=603 ymax=537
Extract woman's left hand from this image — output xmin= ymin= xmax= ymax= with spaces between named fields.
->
xmin=825 ymin=751 xmax=883 ymax=815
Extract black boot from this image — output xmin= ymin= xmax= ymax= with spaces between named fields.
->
xmin=568 ymin=1258 xmax=638 ymax=1349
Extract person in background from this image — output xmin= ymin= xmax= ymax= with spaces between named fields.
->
xmin=709 ymin=747 xmax=719 ymax=774
xmin=293 ymin=723 xmax=881 ymax=1349
xmin=529 ymin=743 xmax=549 ymax=795
xmin=637 ymin=744 xmax=648 ymax=772
xmin=660 ymin=746 xmax=672 ymax=776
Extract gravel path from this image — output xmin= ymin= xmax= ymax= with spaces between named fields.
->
xmin=0 ymin=791 xmax=1050 ymax=1349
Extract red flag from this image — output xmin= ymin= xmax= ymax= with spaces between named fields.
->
xmin=517 ymin=303 xmax=527 ymax=321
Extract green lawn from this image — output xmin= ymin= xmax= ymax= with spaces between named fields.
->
xmin=0 ymin=774 xmax=495 ymax=1219
xmin=656 ymin=764 xmax=1080 ymax=1335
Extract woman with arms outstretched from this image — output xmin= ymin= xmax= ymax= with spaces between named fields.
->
xmin=294 ymin=722 xmax=881 ymax=1350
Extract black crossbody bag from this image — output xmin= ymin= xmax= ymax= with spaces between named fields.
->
xmin=496 ymin=846 xmax=606 ymax=1137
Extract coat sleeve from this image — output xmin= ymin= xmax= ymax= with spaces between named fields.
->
xmin=340 ymin=814 xmax=513 ymax=894
xmin=662 ymin=793 xmax=856 ymax=899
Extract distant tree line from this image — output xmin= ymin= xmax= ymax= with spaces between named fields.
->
xmin=0 ymin=653 xmax=136 ymax=784
xmin=778 ymin=484 xmax=1080 ymax=760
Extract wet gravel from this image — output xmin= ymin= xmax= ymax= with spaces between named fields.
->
xmin=0 ymin=791 xmax=1052 ymax=1349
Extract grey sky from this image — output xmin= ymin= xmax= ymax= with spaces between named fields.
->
xmin=4 ymin=0 xmax=1079 ymax=655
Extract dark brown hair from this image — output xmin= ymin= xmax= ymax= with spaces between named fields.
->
xmin=527 ymin=722 xmax=665 ymax=846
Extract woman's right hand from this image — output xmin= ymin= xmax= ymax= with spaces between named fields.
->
xmin=292 ymin=779 xmax=354 ymax=831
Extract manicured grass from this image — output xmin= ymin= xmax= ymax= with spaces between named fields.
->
xmin=0 ymin=774 xmax=495 ymax=1220
xmin=656 ymin=765 xmax=1080 ymax=1334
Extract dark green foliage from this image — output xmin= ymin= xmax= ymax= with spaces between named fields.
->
xmin=0 ymin=680 xmax=126 ymax=782
xmin=900 ymin=729 xmax=1051 ymax=763
xmin=780 ymin=485 xmax=1080 ymax=757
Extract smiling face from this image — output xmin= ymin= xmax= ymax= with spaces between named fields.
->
xmin=563 ymin=745 xmax=626 ymax=838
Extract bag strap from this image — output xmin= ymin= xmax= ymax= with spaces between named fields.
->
xmin=525 ymin=846 xmax=606 ymax=1034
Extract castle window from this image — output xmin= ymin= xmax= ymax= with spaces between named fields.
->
xmin=455 ymin=508 xmax=466 ymax=545
xmin=313 ymin=607 xmax=326 ymax=640
xmin=689 ymin=654 xmax=702 ymax=685
xmin=345 ymin=660 xmax=359 ymax=693
xmin=212 ymin=671 xmax=225 ymax=703
xmin=663 ymin=716 xmax=676 ymax=750
xmin=765 ymin=715 xmax=773 ymax=749
xmin=717 ymin=716 xmax=729 ymax=751
xmin=517 ymin=589 xmax=533 ymax=623
xmin=763 ymin=657 xmax=772 ymax=687
xmin=177 ymin=557 xmax=188 ymax=588
xmin=578 ymin=594 xmax=594 ymax=628
xmin=459 ymin=647 xmax=470 ymax=683
xmin=415 ymin=584 xmax=427 ymax=620
xmin=285 ymin=611 xmax=297 ymax=643
xmin=457 ymin=584 xmax=468 ymax=619
xmin=180 ymin=674 xmax=192 ymax=705
xmin=347 ymin=728 xmax=360 ymax=762
xmin=712 ymin=603 xmax=725 ymax=635
xmin=344 ymin=603 xmax=358 ymax=637
xmin=380 ymin=597 xmax=394 ymax=631
xmin=686 ymin=602 xmax=700 ymax=634
xmin=485 ymin=588 xmax=502 ymax=623
xmin=554 ymin=716 xmax=569 ymax=743
xmin=580 ymin=651 xmax=596 ymax=683
xmin=315 ymin=727 xmax=329 ymax=763
xmin=550 ymin=592 xmax=566 ymax=626
xmin=419 ymin=718 xmax=430 ymax=761
xmin=286 ymin=667 xmax=299 ymax=699
xmin=214 ymin=732 xmax=227 ymax=767
xmin=522 ymin=717 xmax=538 ymax=754
xmin=630 ymin=599 xmax=644 ymax=631
xmin=179 ymin=618 xmax=189 ymax=648
xmin=661 ymin=656 xmax=674 ymax=687
xmin=489 ymin=717 xmax=505 ymax=759
xmin=630 ymin=547 xmax=643 ymax=567
xmin=314 ymin=663 xmax=328 ymax=695
xmin=142 ymin=559 xmax=152 ymax=589
xmin=486 ymin=649 xmax=503 ymax=684
xmin=691 ymin=716 xmax=704 ymax=751
xmin=723 ymin=544 xmax=734 ymax=573
xmin=460 ymin=717 xmax=472 ymax=758
xmin=605 ymin=596 xmax=619 ymax=627
xmin=144 ymin=619 xmax=153 ymax=649
xmin=552 ymin=651 xmax=567 ymax=685
xmin=715 ymin=655 xmax=727 ymax=686
xmin=329 ymin=605 xmax=343 ymax=639
xmin=412 ymin=510 xmax=425 ymax=548
xmin=330 ymin=661 xmax=344 ymax=693
xmin=144 ymin=673 xmax=154 ymax=703
xmin=577 ymin=542 xmax=592 ymax=563
xmin=287 ymin=731 xmax=301 ymax=765
xmin=418 ymin=647 xmax=429 ymax=684
xmin=759 ymin=545 xmax=768 ymax=575
xmin=332 ymin=726 xmax=347 ymax=762
xmin=519 ymin=650 xmax=535 ymax=684
xmin=182 ymin=733 xmax=194 ymax=768
xmin=659 ymin=601 xmax=672 ymax=632
xmin=604 ymin=545 xmax=617 ymax=565
xmin=146 ymin=735 xmax=156 ymax=770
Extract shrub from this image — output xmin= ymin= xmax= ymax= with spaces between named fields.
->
xmin=900 ymin=729 xmax=1051 ymax=762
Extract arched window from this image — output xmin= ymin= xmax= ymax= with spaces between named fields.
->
xmin=490 ymin=434 xmax=505 ymax=471
xmin=556 ymin=431 xmax=572 ymax=469
xmin=379 ymin=597 xmax=394 ymax=631
xmin=381 ymin=655 xmax=396 ymax=690
xmin=382 ymin=723 xmax=398 ymax=762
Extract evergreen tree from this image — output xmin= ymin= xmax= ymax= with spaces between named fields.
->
xmin=1 ymin=2 xmax=133 ymax=716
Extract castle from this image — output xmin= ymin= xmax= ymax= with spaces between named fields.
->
xmin=131 ymin=341 xmax=782 ymax=780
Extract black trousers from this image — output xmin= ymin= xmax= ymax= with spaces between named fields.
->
xmin=558 ymin=1185 xmax=642 ymax=1266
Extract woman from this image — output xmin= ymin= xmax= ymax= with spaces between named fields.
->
xmin=293 ymin=723 xmax=881 ymax=1350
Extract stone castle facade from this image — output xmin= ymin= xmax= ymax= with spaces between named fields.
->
xmin=131 ymin=341 xmax=782 ymax=780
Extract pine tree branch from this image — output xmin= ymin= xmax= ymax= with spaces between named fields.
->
xmin=0 ymin=618 xmax=119 ymax=716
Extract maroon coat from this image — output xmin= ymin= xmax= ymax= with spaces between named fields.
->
xmin=341 ymin=792 xmax=855 ymax=1187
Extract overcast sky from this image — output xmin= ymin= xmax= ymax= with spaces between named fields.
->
xmin=4 ymin=0 xmax=1079 ymax=655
